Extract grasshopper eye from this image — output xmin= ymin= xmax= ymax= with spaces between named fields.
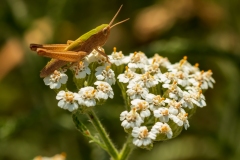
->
xmin=103 ymin=27 xmax=108 ymax=36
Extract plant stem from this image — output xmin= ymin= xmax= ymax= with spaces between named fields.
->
xmin=73 ymin=109 xmax=134 ymax=160
xmin=86 ymin=109 xmax=119 ymax=160
xmin=72 ymin=111 xmax=107 ymax=150
xmin=119 ymin=135 xmax=134 ymax=160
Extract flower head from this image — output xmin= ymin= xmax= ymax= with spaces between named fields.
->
xmin=43 ymin=70 xmax=68 ymax=89
xmin=94 ymin=81 xmax=114 ymax=100
xmin=163 ymin=81 xmax=183 ymax=100
xmin=144 ymin=63 xmax=162 ymax=79
xmin=151 ymin=122 xmax=173 ymax=139
xmin=179 ymin=91 xmax=195 ymax=109
xmin=117 ymin=66 xmax=138 ymax=83
xmin=132 ymin=126 xmax=156 ymax=147
xmin=154 ymin=107 xmax=171 ymax=122
xmin=170 ymin=109 xmax=190 ymax=130
xmin=109 ymin=47 xmax=129 ymax=66
xmin=128 ymin=51 xmax=149 ymax=71
xmin=135 ymin=72 xmax=158 ymax=88
xmin=78 ymin=87 xmax=97 ymax=107
xmin=148 ymin=54 xmax=171 ymax=68
xmin=126 ymin=81 xmax=149 ymax=99
xmin=72 ymin=60 xmax=91 ymax=79
xmin=56 ymin=91 xmax=80 ymax=112
xmin=145 ymin=94 xmax=166 ymax=111
xmin=165 ymin=98 xmax=182 ymax=115
xmin=85 ymin=48 xmax=109 ymax=65
xmin=189 ymin=70 xmax=215 ymax=89
xmin=120 ymin=108 xmax=144 ymax=129
xmin=95 ymin=66 xmax=116 ymax=85
xmin=131 ymin=99 xmax=151 ymax=118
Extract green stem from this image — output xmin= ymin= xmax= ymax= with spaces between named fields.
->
xmin=86 ymin=109 xmax=119 ymax=159
xmin=72 ymin=111 xmax=107 ymax=150
xmin=119 ymin=135 xmax=135 ymax=160
xmin=117 ymin=81 xmax=131 ymax=110
xmin=72 ymin=111 xmax=90 ymax=137
xmin=72 ymin=109 xmax=134 ymax=160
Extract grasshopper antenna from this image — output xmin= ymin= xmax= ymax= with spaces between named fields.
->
xmin=109 ymin=5 xmax=129 ymax=29
xmin=109 ymin=5 xmax=123 ymax=26
xmin=110 ymin=18 xmax=130 ymax=29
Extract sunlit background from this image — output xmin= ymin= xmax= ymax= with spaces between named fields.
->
xmin=0 ymin=0 xmax=240 ymax=159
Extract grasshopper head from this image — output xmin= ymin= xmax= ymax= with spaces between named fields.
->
xmin=94 ymin=24 xmax=111 ymax=46
xmin=93 ymin=5 xmax=129 ymax=47
xmin=97 ymin=16 xmax=129 ymax=46
xmin=97 ymin=5 xmax=129 ymax=46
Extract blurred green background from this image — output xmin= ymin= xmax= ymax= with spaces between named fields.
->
xmin=0 ymin=0 xmax=240 ymax=159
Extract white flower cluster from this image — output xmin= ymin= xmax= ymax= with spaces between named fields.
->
xmin=116 ymin=52 xmax=215 ymax=148
xmin=43 ymin=49 xmax=115 ymax=112
xmin=41 ymin=48 xmax=215 ymax=149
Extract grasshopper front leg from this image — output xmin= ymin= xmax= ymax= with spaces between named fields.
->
xmin=94 ymin=47 xmax=111 ymax=63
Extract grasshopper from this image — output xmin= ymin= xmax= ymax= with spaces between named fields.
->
xmin=30 ymin=5 xmax=129 ymax=78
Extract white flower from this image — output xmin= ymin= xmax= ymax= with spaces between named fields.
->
xmin=153 ymin=107 xmax=172 ymax=122
xmin=163 ymin=81 xmax=183 ymax=100
xmin=95 ymin=66 xmax=116 ymax=85
xmin=134 ymin=72 xmax=158 ymax=88
xmin=131 ymin=99 xmax=151 ymax=118
xmin=85 ymin=50 xmax=98 ymax=63
xmin=120 ymin=108 xmax=144 ymax=129
xmin=170 ymin=109 xmax=190 ymax=130
xmin=191 ymin=90 xmax=206 ymax=107
xmin=167 ymin=56 xmax=193 ymax=74
xmin=151 ymin=122 xmax=173 ymax=139
xmin=56 ymin=90 xmax=80 ymax=112
xmin=78 ymin=87 xmax=96 ymax=107
xmin=159 ymin=72 xmax=175 ymax=84
xmin=94 ymin=81 xmax=114 ymax=100
xmin=43 ymin=70 xmax=68 ymax=89
xmin=145 ymin=94 xmax=166 ymax=111
xmin=72 ymin=60 xmax=91 ymax=79
xmin=148 ymin=54 xmax=171 ymax=68
xmin=174 ymin=71 xmax=189 ymax=87
xmin=128 ymin=51 xmax=149 ymax=71
xmin=165 ymin=98 xmax=182 ymax=115
xmin=144 ymin=63 xmax=162 ymax=79
xmin=186 ymin=86 xmax=206 ymax=107
xmin=85 ymin=48 xmax=110 ymax=65
xmin=109 ymin=47 xmax=129 ymax=66
xmin=132 ymin=126 xmax=156 ymax=147
xmin=189 ymin=70 xmax=215 ymax=89
xmin=117 ymin=66 xmax=138 ymax=83
xmin=126 ymin=81 xmax=149 ymax=99
xmin=179 ymin=91 xmax=195 ymax=109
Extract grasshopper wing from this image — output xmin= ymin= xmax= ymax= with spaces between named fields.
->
xmin=30 ymin=44 xmax=68 ymax=51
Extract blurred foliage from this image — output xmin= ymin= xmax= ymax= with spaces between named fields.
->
xmin=0 ymin=0 xmax=240 ymax=159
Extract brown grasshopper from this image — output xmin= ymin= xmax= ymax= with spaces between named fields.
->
xmin=30 ymin=5 xmax=129 ymax=78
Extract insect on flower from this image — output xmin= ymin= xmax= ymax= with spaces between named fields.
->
xmin=30 ymin=5 xmax=129 ymax=78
